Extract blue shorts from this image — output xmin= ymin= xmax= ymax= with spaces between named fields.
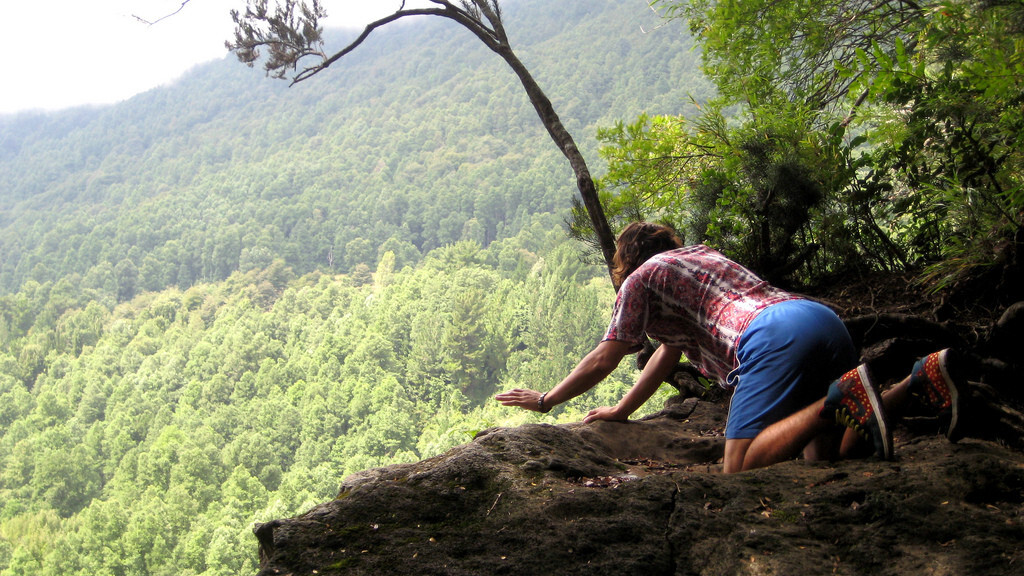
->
xmin=724 ymin=299 xmax=857 ymax=439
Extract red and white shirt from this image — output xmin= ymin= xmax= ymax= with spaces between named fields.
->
xmin=603 ymin=245 xmax=798 ymax=384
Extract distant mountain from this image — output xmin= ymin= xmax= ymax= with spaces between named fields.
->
xmin=0 ymin=0 xmax=708 ymax=298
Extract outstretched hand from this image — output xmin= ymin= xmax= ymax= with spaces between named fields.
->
xmin=583 ymin=405 xmax=628 ymax=424
xmin=494 ymin=388 xmax=544 ymax=412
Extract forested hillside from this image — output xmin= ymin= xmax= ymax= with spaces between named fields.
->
xmin=0 ymin=0 xmax=707 ymax=299
xmin=0 ymin=224 xmax=672 ymax=575
xmin=0 ymin=1 xmax=707 ymax=574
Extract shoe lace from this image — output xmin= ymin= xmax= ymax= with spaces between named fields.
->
xmin=834 ymin=408 xmax=868 ymax=439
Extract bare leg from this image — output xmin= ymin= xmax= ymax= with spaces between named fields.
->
xmin=727 ymin=375 xmax=918 ymax=473
xmin=726 ymin=399 xmax=833 ymax=472
xmin=883 ymin=376 xmax=912 ymax=416
xmin=722 ymin=438 xmax=753 ymax=473
xmin=803 ymin=428 xmax=841 ymax=461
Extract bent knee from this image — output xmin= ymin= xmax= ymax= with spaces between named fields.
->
xmin=723 ymin=438 xmax=755 ymax=473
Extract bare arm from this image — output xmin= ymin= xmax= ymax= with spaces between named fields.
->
xmin=583 ymin=344 xmax=683 ymax=423
xmin=494 ymin=340 xmax=635 ymax=412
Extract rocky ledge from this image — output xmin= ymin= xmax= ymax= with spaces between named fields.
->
xmin=253 ymin=396 xmax=1024 ymax=575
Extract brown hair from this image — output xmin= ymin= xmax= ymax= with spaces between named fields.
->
xmin=611 ymin=222 xmax=683 ymax=285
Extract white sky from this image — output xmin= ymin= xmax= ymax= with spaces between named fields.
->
xmin=1 ymin=0 xmax=431 ymax=114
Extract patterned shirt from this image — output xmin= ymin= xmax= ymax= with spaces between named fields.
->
xmin=603 ymin=245 xmax=798 ymax=384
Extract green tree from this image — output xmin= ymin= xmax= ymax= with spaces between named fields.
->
xmin=31 ymin=444 xmax=102 ymax=518
xmin=343 ymin=237 xmax=375 ymax=271
xmin=115 ymin=259 xmax=138 ymax=303
xmin=593 ymin=0 xmax=1023 ymax=289
xmin=378 ymin=236 xmax=421 ymax=271
xmin=0 ymin=510 xmax=62 ymax=574
xmin=592 ymin=104 xmax=852 ymax=284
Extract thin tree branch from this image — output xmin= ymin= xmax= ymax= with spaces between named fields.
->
xmin=292 ymin=2 xmax=506 ymax=84
xmin=133 ymin=0 xmax=193 ymax=26
xmin=292 ymin=8 xmax=449 ymax=83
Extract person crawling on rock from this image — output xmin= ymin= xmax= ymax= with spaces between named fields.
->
xmin=495 ymin=221 xmax=963 ymax=473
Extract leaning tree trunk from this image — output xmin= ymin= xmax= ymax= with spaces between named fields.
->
xmin=492 ymin=45 xmax=617 ymax=276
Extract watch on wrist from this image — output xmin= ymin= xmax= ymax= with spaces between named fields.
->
xmin=538 ymin=392 xmax=552 ymax=413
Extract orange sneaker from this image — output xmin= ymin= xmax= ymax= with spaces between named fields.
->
xmin=821 ymin=365 xmax=893 ymax=459
xmin=909 ymin=349 xmax=964 ymax=442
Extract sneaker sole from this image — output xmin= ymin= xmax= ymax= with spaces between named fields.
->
xmin=936 ymin=348 xmax=963 ymax=442
xmin=858 ymin=364 xmax=893 ymax=460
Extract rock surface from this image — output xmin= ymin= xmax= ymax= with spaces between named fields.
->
xmin=253 ymin=396 xmax=1024 ymax=575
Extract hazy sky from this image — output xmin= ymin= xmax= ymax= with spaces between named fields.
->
xmin=1 ymin=0 xmax=430 ymax=114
